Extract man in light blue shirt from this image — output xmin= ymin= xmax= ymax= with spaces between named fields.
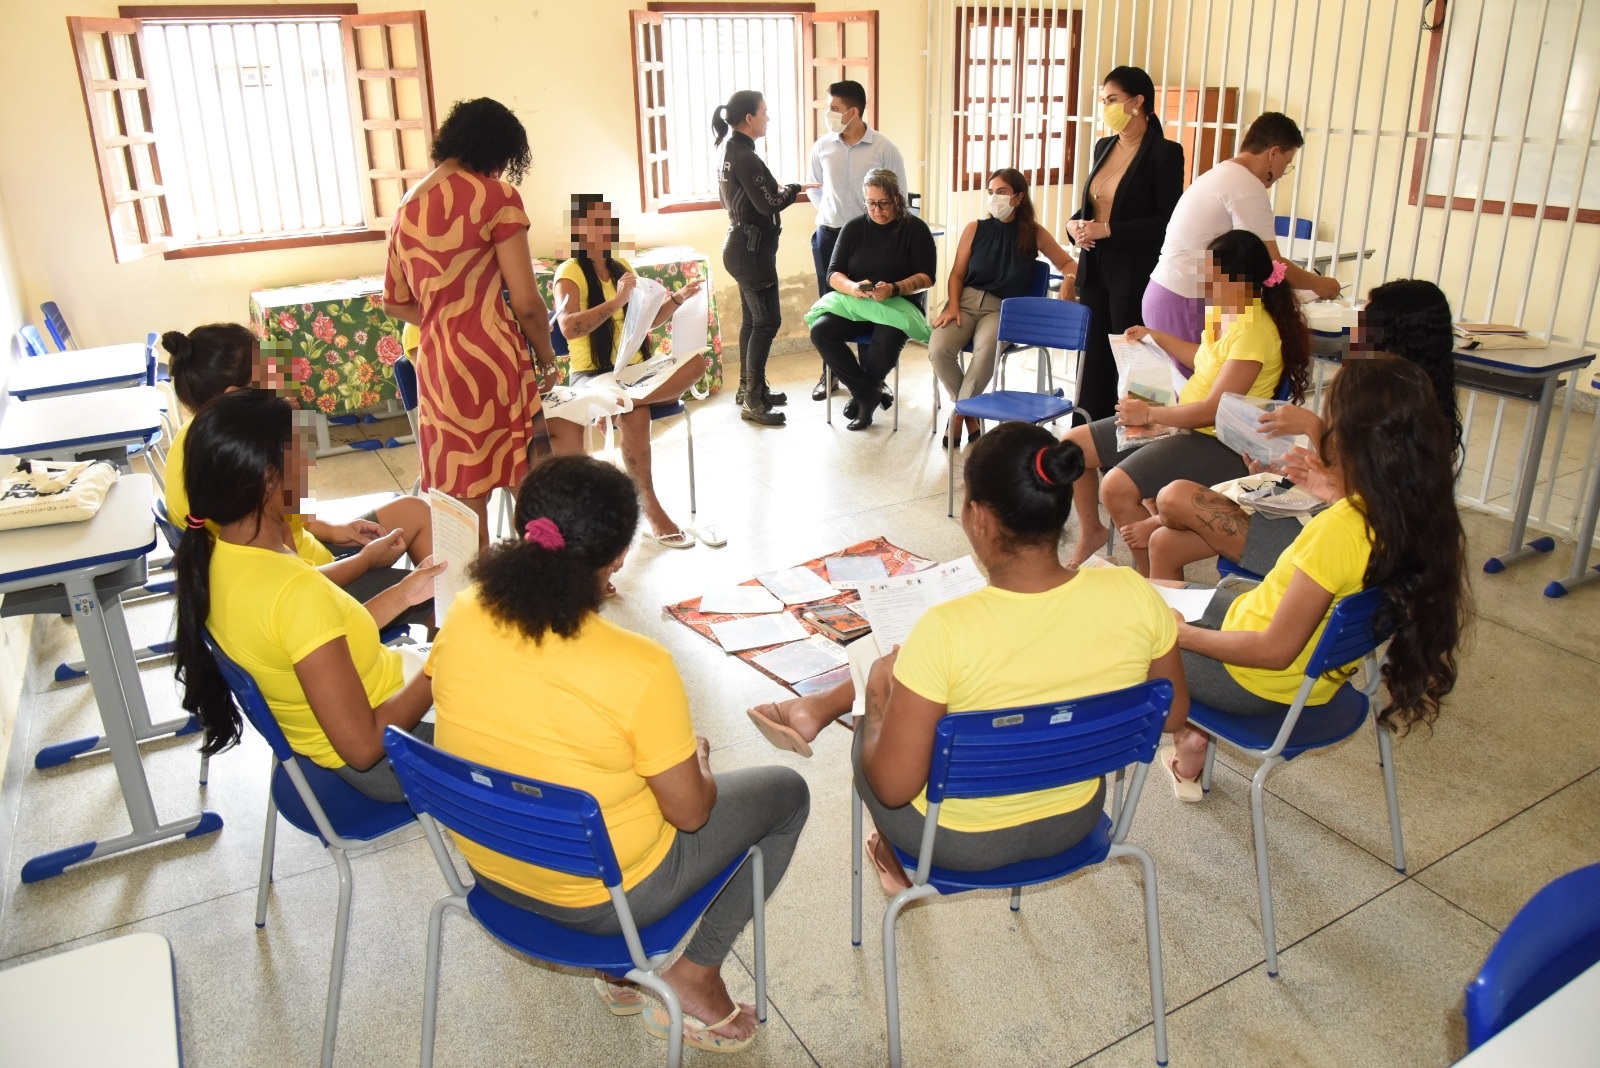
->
xmin=806 ymin=80 xmax=908 ymax=400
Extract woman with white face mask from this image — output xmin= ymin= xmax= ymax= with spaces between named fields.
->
xmin=926 ymin=168 xmax=1075 ymax=447
xmin=1065 ymin=66 xmax=1186 ymax=426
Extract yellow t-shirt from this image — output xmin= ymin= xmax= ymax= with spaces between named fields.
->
xmin=207 ymin=539 xmax=406 ymax=768
xmin=1223 ymin=496 xmax=1373 ymax=704
xmin=555 ymin=255 xmax=641 ymax=374
xmin=427 ymin=589 xmax=698 ymax=908
xmin=167 ymin=420 xmax=332 ymax=566
xmin=1178 ymin=300 xmax=1284 ymax=436
xmin=891 ymin=568 xmax=1178 ymax=833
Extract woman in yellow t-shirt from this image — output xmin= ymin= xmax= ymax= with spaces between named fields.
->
xmin=1161 ymin=357 xmax=1468 ymax=799
xmin=427 ymin=455 xmax=808 ymax=1054
xmin=1060 ymin=228 xmax=1311 ymax=575
xmin=172 ymin=390 xmax=442 ymax=801
xmin=553 ymin=195 xmax=708 ymax=549
xmin=747 ymin=424 xmax=1190 ymax=892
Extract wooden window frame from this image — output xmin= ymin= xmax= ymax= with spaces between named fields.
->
xmin=70 ymin=5 xmax=435 ymax=263
xmin=630 ymin=5 xmax=872 ymax=215
xmin=1410 ymin=0 xmax=1599 ymax=225
xmin=952 ymin=6 xmax=1080 ymax=193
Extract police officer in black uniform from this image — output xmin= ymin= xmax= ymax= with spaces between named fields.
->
xmin=714 ymin=90 xmax=801 ymax=427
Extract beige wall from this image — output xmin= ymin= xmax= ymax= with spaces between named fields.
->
xmin=0 ymin=179 xmax=35 ymax=781
xmin=0 ymin=0 xmax=928 ymax=348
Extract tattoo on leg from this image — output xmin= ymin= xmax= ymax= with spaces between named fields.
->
xmin=1191 ymin=491 xmax=1247 ymax=538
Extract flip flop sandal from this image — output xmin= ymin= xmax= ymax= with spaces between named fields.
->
xmin=690 ymin=523 xmax=728 ymax=548
xmin=645 ymin=529 xmax=696 ymax=549
xmin=746 ymin=704 xmax=813 ymax=758
xmin=866 ymin=831 xmax=913 ymax=895
xmin=594 ymin=976 xmax=646 ymax=1016
xmin=640 ymin=1003 xmax=755 ymax=1054
xmin=1160 ymin=745 xmax=1204 ymax=803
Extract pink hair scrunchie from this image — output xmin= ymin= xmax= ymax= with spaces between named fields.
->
xmin=1264 ymin=260 xmax=1289 ymax=288
xmin=523 ymin=517 xmax=566 ymax=550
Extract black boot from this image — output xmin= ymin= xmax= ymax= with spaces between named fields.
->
xmin=763 ymin=386 xmax=789 ymax=406
xmin=741 ymin=380 xmax=786 ymax=426
xmin=734 ymin=362 xmax=751 ymax=407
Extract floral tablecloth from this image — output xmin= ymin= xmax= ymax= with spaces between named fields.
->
xmin=249 ymin=276 xmax=400 ymax=416
xmin=249 ymin=248 xmax=724 ymax=417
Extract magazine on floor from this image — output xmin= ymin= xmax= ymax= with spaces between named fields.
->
xmin=752 ymin=633 xmax=851 ymax=685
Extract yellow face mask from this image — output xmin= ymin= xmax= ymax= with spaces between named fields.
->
xmin=1101 ymin=99 xmax=1133 ymax=134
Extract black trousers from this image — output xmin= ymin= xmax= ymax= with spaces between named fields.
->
xmin=809 ymin=313 xmax=908 ymax=409
xmin=723 ymin=226 xmax=783 ymax=387
xmin=1076 ymin=282 xmax=1148 ymax=425
xmin=811 ymin=226 xmax=840 ymax=297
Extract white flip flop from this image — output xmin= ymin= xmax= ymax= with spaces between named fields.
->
xmin=690 ymin=524 xmax=727 ymax=548
xmin=644 ymin=530 xmax=696 ymax=550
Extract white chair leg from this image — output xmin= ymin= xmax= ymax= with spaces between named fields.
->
xmin=683 ymin=403 xmax=697 ymax=516
xmin=892 ymin=361 xmax=899 ymax=432
xmin=825 ymin=368 xmax=833 ymax=425
xmin=851 ymin=787 xmax=864 ymax=946
xmin=1112 ymin=765 xmax=1126 ymax=820
xmin=882 ymin=883 xmax=937 ymax=1068
xmin=1376 ymin=723 xmax=1407 ymax=872
xmin=321 ymin=847 xmax=356 ymax=1068
xmin=945 ymin=422 xmax=960 ymax=518
xmin=198 ymin=750 xmax=210 ymax=786
xmin=255 ymin=787 xmax=278 ymax=928
xmin=632 ymin=970 xmax=684 ymax=1068
xmin=1117 ymin=843 xmax=1169 ymax=1067
xmin=1249 ymin=759 xmax=1283 ymax=977
xmin=1009 ymin=887 xmax=1022 ymax=912
xmin=420 ymin=895 xmax=465 ymax=1068
xmin=749 ymin=847 xmax=767 ymax=1022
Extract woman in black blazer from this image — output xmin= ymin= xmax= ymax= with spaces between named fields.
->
xmin=1066 ymin=66 xmax=1185 ymax=424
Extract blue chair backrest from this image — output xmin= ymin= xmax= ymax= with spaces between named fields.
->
xmin=153 ymin=500 xmax=184 ymax=553
xmin=1302 ymin=587 xmax=1390 ymax=678
xmin=144 ymin=331 xmax=158 ymax=385
xmin=384 ymin=726 xmax=625 ymax=887
xmin=20 ymin=325 xmax=49 ymax=356
xmin=1026 ymin=259 xmax=1051 ymax=298
xmin=1274 ymin=216 xmax=1313 ymax=240
xmin=392 ymin=354 xmax=419 ymax=412
xmin=40 ymin=301 xmax=74 ymax=350
xmin=995 ymin=296 xmax=1093 ymax=354
xmin=203 ymin=632 xmax=297 ymax=763
xmin=547 ymin=313 xmax=570 ymax=358
xmin=1272 ymin=374 xmax=1294 ymax=402
xmin=1465 ymin=862 xmax=1600 ymax=1048
xmin=924 ymin=680 xmax=1173 ymax=805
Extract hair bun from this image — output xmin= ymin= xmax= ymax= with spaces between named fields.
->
xmin=1040 ymin=439 xmax=1086 ymax=487
xmin=160 ymin=330 xmax=191 ymax=362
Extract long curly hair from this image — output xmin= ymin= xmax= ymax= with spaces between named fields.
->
xmin=431 ymin=98 xmax=531 ymax=183
xmin=1361 ymin=279 xmax=1461 ymax=462
xmin=1322 ymin=356 xmax=1469 ymax=734
xmin=470 ymin=456 xmax=640 ymax=643
xmin=1206 ymin=229 xmax=1312 ymax=402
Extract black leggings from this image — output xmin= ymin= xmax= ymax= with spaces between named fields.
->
xmin=723 ymin=228 xmax=782 ymax=386
xmin=1076 ymin=282 xmax=1148 ymax=424
xmin=810 ymin=314 xmax=909 ymax=409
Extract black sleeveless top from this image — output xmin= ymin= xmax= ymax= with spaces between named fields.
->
xmin=963 ymin=217 xmax=1036 ymax=299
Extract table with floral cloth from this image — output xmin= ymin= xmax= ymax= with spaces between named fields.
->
xmin=248 ymin=276 xmax=401 ymax=418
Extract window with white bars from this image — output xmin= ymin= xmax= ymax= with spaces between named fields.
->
xmin=630 ymin=8 xmax=877 ymax=213
xmin=953 ymin=7 xmax=1080 ymax=192
xmin=142 ymin=18 xmax=365 ymax=244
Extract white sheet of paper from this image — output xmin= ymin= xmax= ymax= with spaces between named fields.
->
xmin=751 ymin=633 xmax=850 ymax=684
xmin=615 ymin=276 xmax=670 ymax=369
xmin=857 ymin=555 xmax=987 ymax=649
xmin=668 ymin=286 xmax=710 ymax=357
xmin=755 ymin=565 xmax=840 ymax=606
xmin=427 ymin=489 xmax=478 ymax=627
xmin=698 ymin=585 xmax=784 ymax=615
xmin=709 ymin=612 xmax=810 ymax=653
xmin=1154 ymin=585 xmax=1216 ymax=623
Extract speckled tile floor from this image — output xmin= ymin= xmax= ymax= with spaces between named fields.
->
xmin=2 ymin=348 xmax=1597 ymax=1067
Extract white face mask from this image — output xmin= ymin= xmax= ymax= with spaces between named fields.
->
xmin=989 ymin=193 xmax=1016 ymax=221
xmin=825 ymin=110 xmax=848 ymax=135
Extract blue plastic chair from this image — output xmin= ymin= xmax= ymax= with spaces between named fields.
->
xmin=946 ymin=391 xmax=1077 ymax=516
xmin=1463 ymin=862 xmax=1600 ymax=1049
xmin=19 ymin=325 xmax=50 ymax=356
xmin=40 ymin=301 xmax=77 ymax=351
xmin=853 ymin=680 xmax=1174 ymax=1068
xmin=932 ymin=261 xmax=1054 ymax=430
xmin=1185 ymin=586 xmax=1404 ymax=977
xmin=993 ymin=295 xmax=1094 ymax=401
xmin=204 ymin=634 xmax=419 ymax=1068
xmin=1274 ymin=216 xmax=1314 ymax=240
xmin=382 ymin=727 xmax=768 ymax=1068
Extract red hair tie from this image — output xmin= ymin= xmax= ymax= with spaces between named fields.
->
xmin=185 ymin=513 xmax=207 ymax=530
xmin=523 ymin=517 xmax=566 ymax=550
xmin=1034 ymin=447 xmax=1053 ymax=484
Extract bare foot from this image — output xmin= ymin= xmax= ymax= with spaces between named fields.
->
xmin=1119 ymin=515 xmax=1163 ymax=552
xmin=1067 ymin=524 xmax=1111 ymax=569
xmin=659 ymin=957 xmax=758 ymax=1039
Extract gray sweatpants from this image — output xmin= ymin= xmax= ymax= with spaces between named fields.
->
xmin=476 ymin=765 xmax=810 ymax=967
xmin=853 ymin=726 xmax=1106 ymax=872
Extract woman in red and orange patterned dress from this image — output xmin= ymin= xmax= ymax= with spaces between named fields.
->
xmin=383 ymin=97 xmax=581 ymax=545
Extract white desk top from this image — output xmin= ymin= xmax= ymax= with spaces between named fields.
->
xmin=1453 ymin=341 xmax=1595 ymax=376
xmin=0 ymin=473 xmax=156 ymax=589
xmin=0 ymin=385 xmax=164 ymax=455
xmin=0 ymin=932 xmax=180 ymax=1068
xmin=1456 ymin=961 xmax=1600 ymax=1067
xmin=8 ymin=344 xmax=147 ymax=397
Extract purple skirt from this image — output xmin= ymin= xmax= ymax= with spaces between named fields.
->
xmin=1141 ymin=280 xmax=1207 ymax=347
